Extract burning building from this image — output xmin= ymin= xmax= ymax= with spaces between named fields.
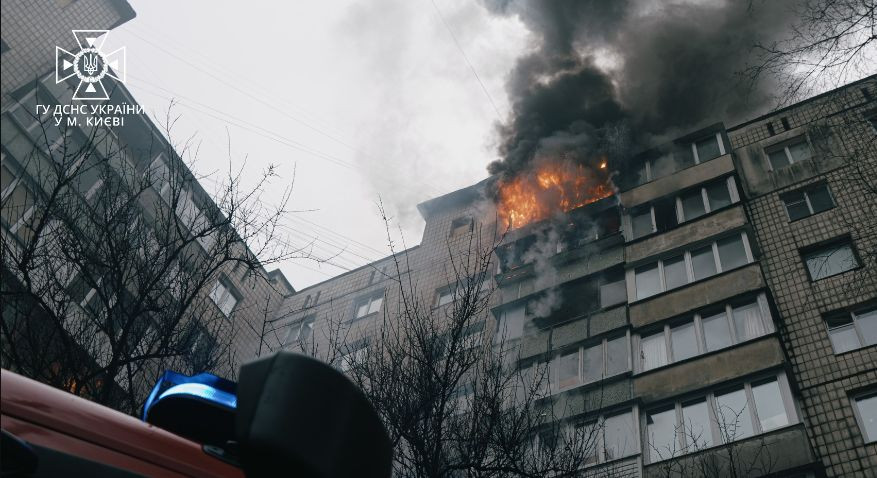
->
xmin=270 ymin=75 xmax=877 ymax=478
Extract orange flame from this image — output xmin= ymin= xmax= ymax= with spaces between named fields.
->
xmin=497 ymin=157 xmax=612 ymax=229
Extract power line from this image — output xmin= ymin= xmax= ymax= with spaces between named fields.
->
xmin=429 ymin=0 xmax=503 ymax=121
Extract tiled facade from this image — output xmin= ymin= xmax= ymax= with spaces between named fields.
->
xmin=274 ymin=76 xmax=876 ymax=477
xmin=729 ymin=79 xmax=877 ymax=477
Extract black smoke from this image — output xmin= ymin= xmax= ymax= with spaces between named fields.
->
xmin=485 ymin=0 xmax=792 ymax=179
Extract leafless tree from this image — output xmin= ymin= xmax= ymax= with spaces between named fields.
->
xmin=647 ymin=400 xmax=776 ymax=478
xmin=262 ymin=204 xmax=636 ymax=478
xmin=1 ymin=98 xmax=300 ymax=415
xmin=744 ymin=0 xmax=876 ymax=105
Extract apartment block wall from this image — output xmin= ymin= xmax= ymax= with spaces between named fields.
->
xmin=729 ymin=78 xmax=877 ymax=478
xmin=0 ymin=0 xmax=135 ymax=109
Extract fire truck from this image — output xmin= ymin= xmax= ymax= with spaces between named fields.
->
xmin=1 ymin=352 xmax=391 ymax=477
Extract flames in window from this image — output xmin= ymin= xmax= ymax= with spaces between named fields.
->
xmin=496 ymin=157 xmax=612 ymax=229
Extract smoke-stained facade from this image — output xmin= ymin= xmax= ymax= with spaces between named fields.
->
xmin=271 ymin=76 xmax=877 ymax=477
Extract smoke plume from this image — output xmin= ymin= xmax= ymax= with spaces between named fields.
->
xmin=485 ymin=0 xmax=792 ymax=179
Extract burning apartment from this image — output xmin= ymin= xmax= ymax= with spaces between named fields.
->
xmin=269 ymin=75 xmax=876 ymax=477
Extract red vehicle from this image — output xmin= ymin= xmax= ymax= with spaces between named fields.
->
xmin=1 ymin=352 xmax=392 ymax=477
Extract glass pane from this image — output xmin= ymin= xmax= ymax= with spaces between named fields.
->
xmin=681 ymin=399 xmax=712 ymax=450
xmin=706 ymin=181 xmax=732 ymax=211
xmin=636 ymin=264 xmax=661 ymax=299
xmin=718 ymin=235 xmax=748 ymax=271
xmin=691 ymin=246 xmax=717 ymax=281
xmin=696 ymin=135 xmax=722 ymax=162
xmin=703 ymin=311 xmax=733 ymax=351
xmin=680 ymin=190 xmax=706 ymax=221
xmin=654 ymin=153 xmax=679 ymax=178
xmin=672 ymin=145 xmax=695 ymax=171
xmin=555 ymin=350 xmax=580 ymax=390
xmin=768 ymin=149 xmax=790 ymax=169
xmin=807 ymin=185 xmax=833 ymax=213
xmin=603 ymin=411 xmax=635 ymax=460
xmin=641 ymin=333 xmax=668 ymax=371
xmin=647 ymin=408 xmax=677 ymax=462
xmin=826 ymin=314 xmax=861 ymax=353
xmin=714 ymin=388 xmax=754 ymax=442
xmin=671 ymin=322 xmax=698 ymax=361
xmin=355 ymin=303 xmax=369 ymax=318
xmin=732 ymin=302 xmax=766 ymax=341
xmin=855 ymin=394 xmax=877 ymax=442
xmin=600 ymin=279 xmax=626 ymax=308
xmin=788 ymin=140 xmax=811 ymax=163
xmin=783 ymin=192 xmax=811 ymax=220
xmin=574 ymin=422 xmax=599 ymax=465
xmin=752 ymin=379 xmax=789 ymax=432
xmin=368 ymin=297 xmax=383 ymax=314
xmin=805 ymin=243 xmax=858 ymax=280
xmin=631 ymin=208 xmax=654 ymax=238
xmin=582 ymin=344 xmax=603 ymax=383
xmin=663 ymin=255 xmax=688 ymax=290
xmin=300 ymin=318 xmax=314 ymax=341
xmin=856 ymin=308 xmax=877 ymax=346
xmin=496 ymin=305 xmax=525 ymax=342
xmin=606 ymin=336 xmax=629 ymax=376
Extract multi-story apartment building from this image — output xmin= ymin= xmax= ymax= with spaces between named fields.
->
xmin=1 ymin=0 xmax=293 ymax=407
xmin=270 ymin=76 xmax=876 ymax=477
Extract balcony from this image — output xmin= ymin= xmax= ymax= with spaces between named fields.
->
xmin=620 ymin=153 xmax=735 ymax=208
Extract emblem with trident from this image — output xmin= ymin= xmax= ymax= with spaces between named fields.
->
xmin=82 ymin=53 xmax=99 ymax=75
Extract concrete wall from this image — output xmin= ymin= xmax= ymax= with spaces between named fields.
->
xmin=619 ymin=154 xmax=735 ymax=208
xmin=633 ymin=336 xmax=785 ymax=404
xmin=629 ymin=263 xmax=765 ymax=328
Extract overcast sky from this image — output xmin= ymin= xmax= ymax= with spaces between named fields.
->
xmin=110 ymin=1 xmax=529 ymax=290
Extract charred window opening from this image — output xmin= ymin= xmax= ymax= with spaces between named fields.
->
xmin=528 ymin=278 xmax=598 ymax=326
xmin=449 ymin=216 xmax=474 ymax=239
xmin=497 ymin=235 xmax=537 ymax=273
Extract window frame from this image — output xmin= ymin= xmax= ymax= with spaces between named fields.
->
xmin=851 ymin=390 xmax=877 ymax=444
xmin=535 ymin=407 xmax=639 ymax=466
xmin=780 ymin=182 xmax=835 ymax=222
xmin=824 ymin=305 xmax=877 ymax=354
xmin=284 ymin=315 xmax=316 ymax=345
xmin=644 ymin=372 xmax=797 ymax=463
xmin=351 ymin=291 xmax=385 ymax=321
xmin=548 ymin=331 xmax=631 ymax=393
xmin=764 ymin=134 xmax=812 ymax=170
xmin=675 ymin=176 xmax=740 ymax=224
xmin=632 ymin=232 xmax=754 ymax=301
xmin=801 ymin=237 xmax=861 ymax=281
xmin=636 ymin=293 xmax=773 ymax=373
xmin=209 ymin=277 xmax=239 ymax=318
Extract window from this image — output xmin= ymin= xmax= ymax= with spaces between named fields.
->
xmin=449 ymin=216 xmax=473 ymax=238
xmin=340 ymin=340 xmax=369 ymax=372
xmin=675 ymin=177 xmax=738 ymax=224
xmin=495 ymin=304 xmax=525 ymax=342
xmin=436 ymin=287 xmax=455 ymax=306
xmin=853 ymin=392 xmax=877 ymax=443
xmin=635 ymin=264 xmax=661 ymax=300
xmin=647 ymin=406 xmax=677 ymax=461
xmin=781 ymin=183 xmax=834 ymax=221
xmin=766 ymin=136 xmax=811 ymax=169
xmin=602 ymin=410 xmax=637 ymax=460
xmin=147 ymin=153 xmax=172 ymax=199
xmin=694 ymin=134 xmax=723 ymax=163
xmin=825 ymin=306 xmax=877 ymax=353
xmin=803 ymin=239 xmax=859 ymax=280
xmin=630 ymin=205 xmax=655 ymax=239
xmin=632 ymin=232 xmax=753 ymax=300
xmin=599 ymin=269 xmax=627 ymax=308
xmin=285 ymin=316 xmax=315 ymax=345
xmin=646 ymin=374 xmax=797 ymax=463
xmin=209 ymin=279 xmax=238 ymax=317
xmin=638 ymin=294 xmax=773 ymax=372
xmin=690 ymin=245 xmax=717 ymax=281
xmin=353 ymin=293 xmax=384 ymax=320
xmin=714 ymin=387 xmax=754 ymax=441
xmin=549 ymin=334 xmax=629 ymax=391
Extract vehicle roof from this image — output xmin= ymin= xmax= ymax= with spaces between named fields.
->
xmin=1 ymin=369 xmax=242 ymax=477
